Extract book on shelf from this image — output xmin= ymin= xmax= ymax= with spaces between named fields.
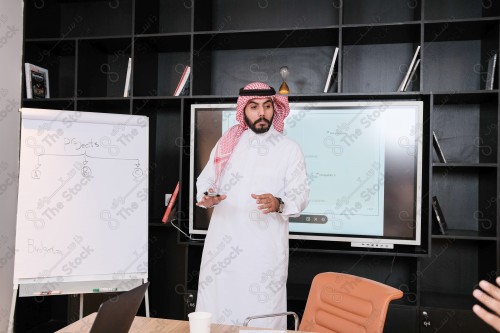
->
xmin=24 ymin=63 xmax=50 ymax=99
xmin=173 ymin=65 xmax=191 ymax=96
xmin=403 ymin=59 xmax=420 ymax=92
xmin=123 ymin=57 xmax=132 ymax=97
xmin=323 ymin=47 xmax=339 ymax=93
xmin=163 ymin=203 xmax=178 ymax=224
xmin=432 ymin=196 xmax=448 ymax=235
xmin=162 ymin=181 xmax=180 ymax=223
xmin=398 ymin=45 xmax=420 ymax=92
xmin=485 ymin=53 xmax=497 ymax=90
xmin=432 ymin=131 xmax=447 ymax=163
xmin=178 ymin=75 xmax=191 ymax=96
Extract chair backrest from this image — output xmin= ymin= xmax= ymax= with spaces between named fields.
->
xmin=298 ymin=272 xmax=403 ymax=333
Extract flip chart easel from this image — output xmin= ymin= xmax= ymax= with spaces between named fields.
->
xmin=10 ymin=108 xmax=150 ymax=332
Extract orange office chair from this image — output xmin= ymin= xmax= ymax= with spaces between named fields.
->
xmin=244 ymin=272 xmax=403 ymax=333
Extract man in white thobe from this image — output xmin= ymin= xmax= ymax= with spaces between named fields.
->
xmin=195 ymin=82 xmax=310 ymax=329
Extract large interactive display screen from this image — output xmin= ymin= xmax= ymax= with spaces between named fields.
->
xmin=189 ymin=101 xmax=423 ymax=248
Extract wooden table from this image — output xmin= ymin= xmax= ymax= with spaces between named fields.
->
xmin=55 ymin=313 xmax=293 ymax=333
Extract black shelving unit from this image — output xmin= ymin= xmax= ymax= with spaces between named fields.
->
xmin=20 ymin=1 xmax=499 ymax=332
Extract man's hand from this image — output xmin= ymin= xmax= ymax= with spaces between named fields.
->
xmin=196 ymin=188 xmax=226 ymax=209
xmin=473 ymin=277 xmax=500 ymax=331
xmin=251 ymin=193 xmax=279 ymax=214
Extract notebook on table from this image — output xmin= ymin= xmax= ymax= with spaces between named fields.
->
xmin=89 ymin=281 xmax=150 ymax=333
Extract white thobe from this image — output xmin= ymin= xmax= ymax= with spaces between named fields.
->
xmin=195 ymin=127 xmax=310 ymax=329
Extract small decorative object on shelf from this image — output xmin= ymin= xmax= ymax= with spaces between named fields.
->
xmin=24 ymin=63 xmax=50 ymax=99
xmin=279 ymin=66 xmax=290 ymax=94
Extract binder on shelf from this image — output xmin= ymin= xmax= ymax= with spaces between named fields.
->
xmin=398 ymin=45 xmax=420 ymax=92
xmin=403 ymin=59 xmax=420 ymax=92
xmin=485 ymin=53 xmax=497 ymax=90
xmin=323 ymin=47 xmax=339 ymax=93
xmin=162 ymin=181 xmax=180 ymax=223
xmin=174 ymin=65 xmax=191 ymax=96
xmin=163 ymin=203 xmax=178 ymax=224
xmin=432 ymin=196 xmax=448 ymax=235
xmin=432 ymin=131 xmax=447 ymax=163
xmin=123 ymin=57 xmax=132 ymax=97
xmin=24 ymin=63 xmax=50 ymax=99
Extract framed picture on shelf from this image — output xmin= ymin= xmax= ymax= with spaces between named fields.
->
xmin=24 ymin=63 xmax=50 ymax=99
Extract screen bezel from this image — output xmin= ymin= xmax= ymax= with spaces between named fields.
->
xmin=188 ymin=100 xmax=423 ymax=247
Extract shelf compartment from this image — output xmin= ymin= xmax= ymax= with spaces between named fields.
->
xmin=24 ymin=40 xmax=76 ymax=99
xmin=148 ymin=227 xmax=188 ymax=319
xmin=134 ymin=35 xmax=191 ymax=97
xmin=22 ymin=99 xmax=75 ymax=111
xmin=194 ymin=0 xmax=339 ymax=32
xmin=432 ymin=100 xmax=498 ymax=164
xmin=24 ymin=0 xmax=132 ymax=39
xmin=432 ymin=229 xmax=497 ymax=240
xmin=341 ymin=23 xmax=420 ymax=93
xmin=424 ymin=20 xmax=499 ymax=42
xmin=432 ymin=91 xmax=499 ymax=104
xmin=133 ymin=99 xmax=182 ymax=219
xmin=135 ymin=0 xmax=192 ymax=34
xmin=77 ymin=38 xmax=132 ymax=98
xmin=424 ymin=0 xmax=500 ymax=20
xmin=342 ymin=42 xmax=420 ymax=93
xmin=186 ymin=245 xmax=204 ymax=290
xmin=423 ymin=21 xmax=499 ymax=92
xmin=76 ymin=99 xmax=131 ymax=114
xmin=342 ymin=23 xmax=420 ymax=45
xmin=192 ymin=29 xmax=339 ymax=95
xmin=343 ymin=0 xmax=421 ymax=25
xmin=420 ymin=239 xmax=497 ymax=309
xmin=432 ymin=168 xmax=497 ymax=233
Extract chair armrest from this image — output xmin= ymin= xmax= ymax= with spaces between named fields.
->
xmin=243 ymin=311 xmax=299 ymax=331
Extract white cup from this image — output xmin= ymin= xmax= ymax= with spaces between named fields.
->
xmin=188 ymin=311 xmax=212 ymax=333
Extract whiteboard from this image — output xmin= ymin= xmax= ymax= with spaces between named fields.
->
xmin=14 ymin=108 xmax=149 ymax=292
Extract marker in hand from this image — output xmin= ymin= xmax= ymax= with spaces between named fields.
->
xmin=196 ymin=188 xmax=226 ymax=209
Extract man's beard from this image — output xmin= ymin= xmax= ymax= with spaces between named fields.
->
xmin=245 ymin=114 xmax=274 ymax=134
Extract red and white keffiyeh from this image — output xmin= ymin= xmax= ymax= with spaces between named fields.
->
xmin=213 ymin=82 xmax=290 ymax=187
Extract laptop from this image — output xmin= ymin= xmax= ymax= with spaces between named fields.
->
xmin=89 ymin=281 xmax=150 ymax=333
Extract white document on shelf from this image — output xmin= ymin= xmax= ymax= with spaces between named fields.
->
xmin=398 ymin=45 xmax=420 ymax=92
xmin=403 ymin=58 xmax=420 ymax=91
xmin=123 ymin=57 xmax=132 ymax=97
xmin=323 ymin=47 xmax=339 ymax=93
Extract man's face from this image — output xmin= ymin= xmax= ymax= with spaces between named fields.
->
xmin=244 ymin=98 xmax=274 ymax=134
